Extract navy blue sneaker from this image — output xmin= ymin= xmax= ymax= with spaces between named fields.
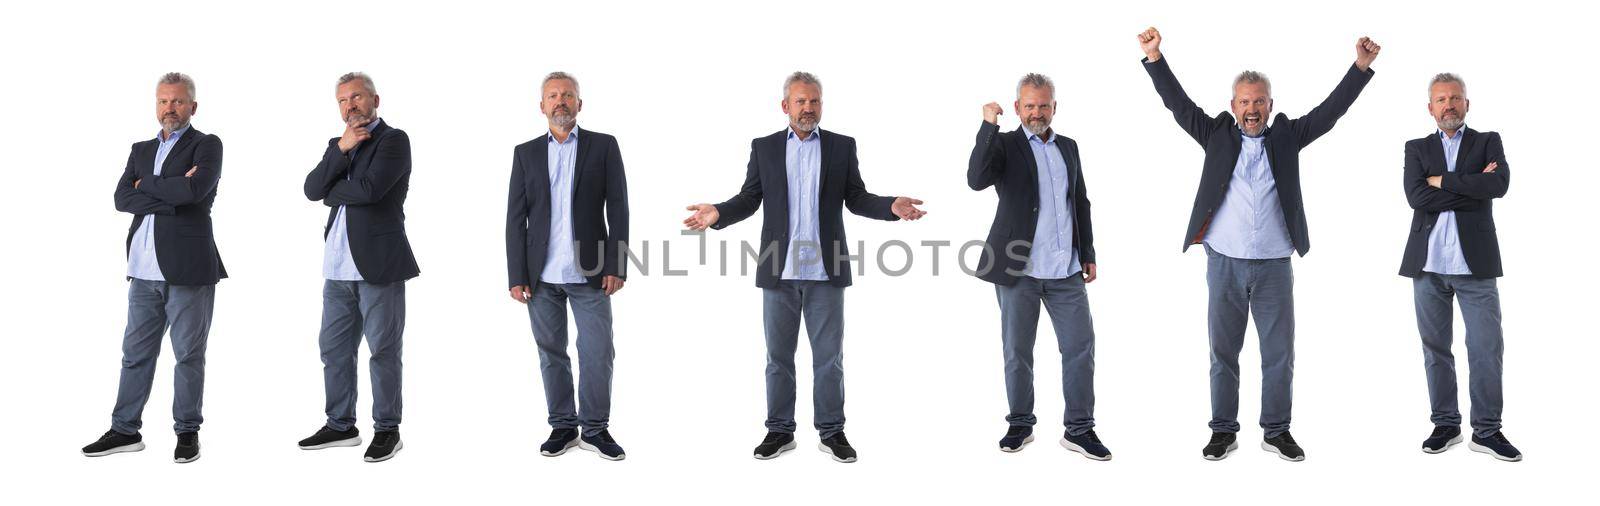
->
xmin=174 ymin=431 xmax=200 ymax=463
xmin=363 ymin=430 xmax=402 ymax=463
xmin=579 ymin=429 xmax=626 ymax=461
xmin=1422 ymin=426 xmax=1463 ymax=454
xmin=82 ymin=429 xmax=144 ymax=457
xmin=753 ymin=432 xmax=796 ymax=460
xmin=1469 ymin=431 xmax=1522 ymax=462
xmin=540 ymin=428 xmax=579 ymax=457
xmin=999 ymin=425 xmax=1034 ymax=453
xmin=1059 ymin=429 xmax=1111 ymax=461
xmin=818 ymin=432 xmax=857 ymax=463
xmin=1261 ymin=431 xmax=1305 ymax=462
xmin=1203 ymin=432 xmax=1237 ymax=461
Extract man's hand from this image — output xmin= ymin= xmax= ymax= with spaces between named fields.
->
xmin=983 ymin=102 xmax=1003 ymax=125
xmin=1082 ymin=263 xmax=1098 ymax=283
xmin=1138 ymin=27 xmax=1162 ymax=62
xmin=1482 ymin=162 xmax=1499 ymax=173
xmin=1355 ymin=36 xmax=1381 ymax=72
xmin=892 ymin=197 xmax=927 ymax=221
xmin=683 ymin=203 xmax=720 ymax=230
xmin=602 ymin=275 xmax=625 ymax=296
xmin=1427 ymin=175 xmax=1443 ymax=188
xmin=509 ymin=285 xmax=531 ymax=304
xmin=337 ymin=120 xmax=372 ymax=153
xmin=185 ymin=165 xmax=198 ymax=177
xmin=133 ymin=178 xmax=142 ymax=189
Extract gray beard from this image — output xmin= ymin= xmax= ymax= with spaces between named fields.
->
xmin=792 ymin=117 xmax=818 ymax=134
xmin=552 ymin=113 xmax=576 ymax=130
xmin=161 ymin=117 xmax=189 ymax=134
xmin=1437 ymin=116 xmax=1464 ymax=132
xmin=1024 ymin=120 xmax=1050 ymax=137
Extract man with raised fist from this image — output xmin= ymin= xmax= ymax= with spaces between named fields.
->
xmin=1136 ymin=27 xmax=1379 ymax=462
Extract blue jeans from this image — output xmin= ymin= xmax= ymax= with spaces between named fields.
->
xmin=762 ymin=280 xmax=846 ymax=438
xmin=995 ymin=275 xmax=1097 ymax=435
xmin=111 ymin=278 xmax=215 ymax=435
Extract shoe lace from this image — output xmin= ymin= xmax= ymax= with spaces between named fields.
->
xmin=373 ymin=432 xmax=397 ymax=446
xmin=1276 ymin=432 xmax=1298 ymax=446
xmin=761 ymin=432 xmax=786 ymax=444
xmin=1207 ymin=433 xmax=1231 ymax=445
xmin=1081 ymin=430 xmax=1102 ymax=444
xmin=1429 ymin=426 xmax=1455 ymax=438
xmin=1488 ymin=432 xmax=1511 ymax=445
xmin=594 ymin=431 xmax=616 ymax=445
xmin=827 ymin=433 xmax=850 ymax=446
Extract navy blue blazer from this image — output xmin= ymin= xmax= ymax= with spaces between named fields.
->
xmin=1398 ymin=128 xmax=1509 ymax=278
xmin=712 ymin=129 xmax=899 ymax=288
xmin=113 ymin=127 xmax=227 ymax=286
xmin=505 ymin=127 xmax=630 ymax=290
xmin=303 ymin=119 xmax=420 ymax=284
xmin=967 ymin=122 xmax=1096 ymax=286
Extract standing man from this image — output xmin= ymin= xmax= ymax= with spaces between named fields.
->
xmin=83 ymin=72 xmax=224 ymax=464
xmin=683 ymin=71 xmax=926 ymax=463
xmin=1400 ymin=73 xmax=1519 ymax=461
xmin=298 ymin=72 xmax=419 ymax=463
xmin=968 ymin=73 xmax=1110 ymax=460
xmin=507 ymin=72 xmax=631 ymax=461
xmin=1136 ymin=27 xmax=1379 ymax=461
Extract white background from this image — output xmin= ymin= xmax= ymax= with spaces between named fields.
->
xmin=1 ymin=0 xmax=1591 ymax=504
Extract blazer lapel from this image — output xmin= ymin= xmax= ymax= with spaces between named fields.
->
xmin=1051 ymin=133 xmax=1076 ymax=200
xmin=1459 ymin=127 xmax=1480 ymax=173
xmin=817 ymin=129 xmax=832 ymax=191
xmin=766 ymin=131 xmax=789 ymax=230
xmin=1424 ymin=131 xmax=1447 ymax=176
xmin=531 ymin=135 xmax=551 ymax=204
xmin=350 ymin=120 xmax=389 ymax=178
xmin=571 ymin=127 xmax=591 ymax=195
xmin=1013 ymin=128 xmax=1040 ymax=206
xmin=159 ymin=127 xmax=199 ymax=176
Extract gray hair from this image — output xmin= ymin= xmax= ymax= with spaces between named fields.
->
xmin=1429 ymin=72 xmax=1466 ymax=96
xmin=542 ymin=71 xmax=580 ymax=98
xmin=337 ymin=72 xmax=377 ymax=95
xmin=1015 ymin=73 xmax=1055 ymax=99
xmin=782 ymin=71 xmax=822 ymax=99
xmin=158 ymin=72 xmax=196 ymax=100
xmin=1233 ymin=70 xmax=1271 ymax=97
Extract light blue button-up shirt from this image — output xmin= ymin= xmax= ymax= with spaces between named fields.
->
xmin=1423 ymin=127 xmax=1471 ymax=275
xmin=128 ymin=125 xmax=190 ymax=281
xmin=1023 ymin=128 xmax=1081 ymax=279
xmin=540 ymin=126 xmax=587 ymax=284
xmin=1203 ymin=133 xmax=1295 ymax=259
xmin=322 ymin=117 xmax=380 ymax=281
xmin=781 ymin=127 xmax=827 ymax=281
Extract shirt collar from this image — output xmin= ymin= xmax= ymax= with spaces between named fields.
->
xmin=549 ymin=125 xmax=580 ymax=144
xmin=1024 ymin=127 xmax=1057 ymax=145
xmin=787 ymin=127 xmax=819 ymax=142
xmin=1438 ymin=125 xmax=1465 ymax=141
xmin=159 ymin=125 xmax=191 ymax=143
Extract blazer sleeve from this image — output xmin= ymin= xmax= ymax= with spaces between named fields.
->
xmin=323 ymin=130 xmax=412 ymax=207
xmin=1289 ymin=63 xmax=1374 ymax=149
xmin=1404 ymin=140 xmax=1481 ymax=212
xmin=114 ymin=144 xmax=176 ymax=216
xmin=506 ymin=147 xmax=530 ymax=288
xmin=968 ymin=121 xmax=1006 ymax=190
xmin=711 ymin=139 xmax=764 ymax=230
xmin=603 ymin=137 xmax=630 ymax=279
xmin=138 ymin=134 xmax=222 ymax=206
xmin=843 ymin=138 xmax=899 ymax=221
xmin=1070 ymin=138 xmax=1095 ymax=265
xmin=1441 ymin=132 xmax=1509 ymax=199
xmin=304 ymin=139 xmax=351 ymax=201
xmin=1142 ymin=56 xmax=1224 ymax=147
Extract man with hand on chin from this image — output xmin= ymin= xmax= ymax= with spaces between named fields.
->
xmin=1137 ymin=27 xmax=1378 ymax=462
xmin=683 ymin=71 xmax=926 ymax=464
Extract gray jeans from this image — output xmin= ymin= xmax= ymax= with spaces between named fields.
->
xmin=111 ymin=278 xmax=215 ymax=435
xmin=762 ymin=280 xmax=846 ymax=438
xmin=1205 ymin=245 xmax=1294 ymax=437
xmin=995 ymin=275 xmax=1097 ymax=435
xmin=1414 ymin=272 xmax=1504 ymax=438
xmin=526 ymin=282 xmax=615 ymax=437
xmin=318 ymin=280 xmax=405 ymax=432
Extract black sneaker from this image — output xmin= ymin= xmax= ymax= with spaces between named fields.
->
xmin=1422 ymin=425 xmax=1463 ymax=454
xmin=1060 ymin=429 xmax=1112 ymax=461
xmin=753 ymin=432 xmax=796 ymax=460
xmin=363 ymin=430 xmax=402 ymax=462
xmin=174 ymin=432 xmax=200 ymax=463
xmin=540 ymin=428 xmax=579 ymax=457
xmin=818 ymin=432 xmax=857 ymax=463
xmin=1469 ymin=431 xmax=1523 ymax=462
xmin=82 ymin=429 xmax=144 ymax=457
xmin=1261 ymin=431 xmax=1306 ymax=462
xmin=578 ymin=429 xmax=626 ymax=461
xmin=999 ymin=425 xmax=1034 ymax=453
xmin=298 ymin=426 xmax=361 ymax=450
xmin=1202 ymin=432 xmax=1237 ymax=461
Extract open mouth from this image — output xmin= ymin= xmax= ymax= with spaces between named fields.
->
xmin=1242 ymin=114 xmax=1262 ymax=129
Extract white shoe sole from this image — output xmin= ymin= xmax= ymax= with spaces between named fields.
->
xmin=754 ymin=441 xmax=796 ymax=460
xmin=300 ymin=436 xmax=362 ymax=450
xmin=817 ymin=443 xmax=857 ymax=463
xmin=578 ymin=440 xmax=626 ymax=461
xmin=1000 ymin=435 xmax=1035 ymax=453
xmin=1059 ymin=437 xmax=1112 ymax=461
xmin=1422 ymin=434 xmax=1464 ymax=454
xmin=174 ymin=451 xmax=200 ymax=464
xmin=1202 ymin=441 xmax=1238 ymax=461
xmin=83 ymin=441 xmax=145 ymax=457
xmin=1261 ymin=441 xmax=1305 ymax=462
xmin=1468 ymin=441 xmax=1523 ymax=462
xmin=540 ymin=439 xmax=579 ymax=457
xmin=363 ymin=440 xmax=403 ymax=463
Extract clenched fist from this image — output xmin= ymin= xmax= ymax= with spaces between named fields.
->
xmin=1355 ymin=36 xmax=1381 ymax=72
xmin=1137 ymin=27 xmax=1162 ymax=62
xmin=983 ymin=102 xmax=1003 ymax=125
